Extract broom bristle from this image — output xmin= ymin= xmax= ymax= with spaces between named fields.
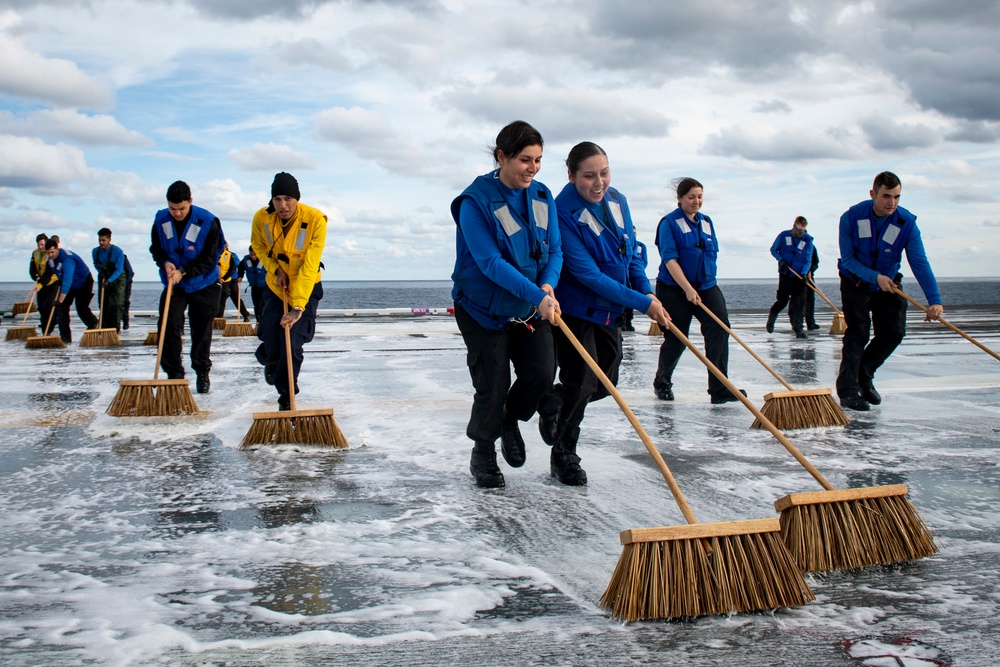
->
xmin=5 ymin=326 xmax=38 ymax=341
xmin=753 ymin=389 xmax=851 ymax=430
xmin=12 ymin=302 xmax=37 ymax=315
xmin=776 ymin=485 xmax=938 ymax=572
xmin=240 ymin=408 xmax=349 ymax=450
xmin=143 ymin=330 xmax=158 ymax=345
xmin=212 ymin=317 xmax=228 ymax=330
xmin=598 ymin=519 xmax=814 ymax=621
xmin=648 ymin=321 xmax=662 ymax=336
xmin=25 ymin=335 xmax=67 ymax=349
xmin=106 ymin=380 xmax=199 ymax=416
xmin=222 ymin=321 xmax=256 ymax=337
xmin=829 ymin=314 xmax=847 ymax=335
xmin=80 ymin=328 xmax=120 ymax=347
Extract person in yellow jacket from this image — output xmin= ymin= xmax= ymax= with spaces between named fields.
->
xmin=250 ymin=172 xmax=327 ymax=411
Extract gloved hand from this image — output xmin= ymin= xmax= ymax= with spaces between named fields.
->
xmin=778 ymin=260 xmax=789 ymax=270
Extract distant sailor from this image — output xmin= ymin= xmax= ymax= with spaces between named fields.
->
xmin=45 ymin=238 xmax=99 ymax=343
xmin=30 ymin=233 xmax=60 ymax=336
xmin=92 ymin=227 xmax=127 ymax=332
xmin=766 ymin=216 xmax=815 ymax=338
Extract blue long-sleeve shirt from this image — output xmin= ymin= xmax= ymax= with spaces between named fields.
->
xmin=92 ymin=244 xmax=125 ymax=284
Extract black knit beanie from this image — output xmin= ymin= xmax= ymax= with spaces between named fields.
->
xmin=271 ymin=172 xmax=300 ymax=200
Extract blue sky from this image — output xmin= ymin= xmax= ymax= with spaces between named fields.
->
xmin=1 ymin=0 xmax=999 ymax=283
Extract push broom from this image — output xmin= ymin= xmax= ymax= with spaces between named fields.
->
xmin=240 ymin=293 xmax=348 ymax=449
xmin=894 ymin=286 xmax=1000 ymax=363
xmin=11 ymin=284 xmax=39 ymax=316
xmin=788 ymin=268 xmax=846 ymax=335
xmin=696 ymin=302 xmax=849 ymax=430
xmin=665 ymin=322 xmax=937 ymax=572
xmin=5 ymin=283 xmax=39 ymax=341
xmin=106 ymin=281 xmax=199 ymax=416
xmin=25 ymin=307 xmax=66 ymax=349
xmin=80 ymin=278 xmax=120 ymax=347
xmin=222 ymin=286 xmax=255 ymax=337
xmin=551 ymin=316 xmax=812 ymax=621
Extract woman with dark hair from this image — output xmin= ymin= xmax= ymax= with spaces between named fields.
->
xmin=451 ymin=121 xmax=562 ymax=489
xmin=652 ymin=178 xmax=744 ymax=404
xmin=541 ymin=142 xmax=670 ymax=485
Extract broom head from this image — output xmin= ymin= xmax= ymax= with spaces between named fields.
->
xmin=775 ymin=484 xmax=938 ymax=572
xmin=143 ymin=330 xmax=159 ymax=345
xmin=753 ymin=388 xmax=850 ymax=430
xmin=212 ymin=317 xmax=228 ymax=330
xmin=222 ymin=321 xmax=256 ymax=337
xmin=240 ymin=407 xmax=349 ymax=450
xmin=648 ymin=321 xmax=662 ymax=336
xmin=80 ymin=327 xmax=121 ymax=347
xmin=599 ymin=517 xmax=814 ymax=621
xmin=829 ymin=313 xmax=847 ymax=335
xmin=106 ymin=379 xmax=199 ymax=416
xmin=6 ymin=325 xmax=38 ymax=341
xmin=12 ymin=301 xmax=38 ymax=315
xmin=25 ymin=334 xmax=67 ymax=349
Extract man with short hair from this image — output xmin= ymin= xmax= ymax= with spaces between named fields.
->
xmin=29 ymin=233 xmax=60 ymax=334
xmin=45 ymin=239 xmax=99 ymax=343
xmin=149 ymin=181 xmax=224 ymax=393
xmin=836 ymin=171 xmax=944 ymax=411
xmin=766 ymin=216 xmax=814 ymax=339
xmin=92 ymin=228 xmax=127 ymax=331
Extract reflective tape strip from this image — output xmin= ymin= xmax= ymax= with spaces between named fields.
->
xmin=162 ymin=222 xmax=174 ymax=240
xmin=184 ymin=224 xmax=201 ymax=243
xmin=701 ymin=220 xmax=712 ymax=236
xmin=797 ymin=239 xmax=806 ymax=250
xmin=785 ymin=237 xmax=792 ymax=245
xmin=858 ymin=219 xmax=872 ymax=239
xmin=607 ymin=200 xmax=625 ymax=229
xmin=493 ymin=205 xmax=521 ymax=237
xmin=674 ymin=218 xmax=691 ymax=234
xmin=263 ymin=224 xmax=274 ymax=245
xmin=580 ymin=209 xmax=604 ymax=237
xmin=532 ymin=199 xmax=549 ymax=230
xmin=882 ymin=224 xmax=900 ymax=245
xmin=295 ymin=229 xmax=307 ymax=251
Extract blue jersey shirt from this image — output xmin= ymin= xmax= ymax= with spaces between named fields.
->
xmin=654 ymin=208 xmax=719 ymax=290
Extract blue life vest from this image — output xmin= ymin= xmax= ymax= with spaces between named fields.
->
xmin=450 ymin=172 xmax=557 ymax=329
xmin=838 ymin=200 xmax=916 ymax=290
xmin=92 ymin=244 xmax=126 ymax=284
xmin=153 ymin=205 xmax=224 ymax=293
xmin=655 ymin=208 xmax=719 ymax=289
xmin=554 ymin=184 xmax=648 ymax=325
xmin=50 ymin=248 xmax=92 ymax=294
xmin=771 ymin=230 xmax=814 ymax=276
xmin=243 ymin=257 xmax=267 ymax=288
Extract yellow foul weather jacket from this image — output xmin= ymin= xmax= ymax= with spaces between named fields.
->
xmin=250 ymin=202 xmax=327 ymax=310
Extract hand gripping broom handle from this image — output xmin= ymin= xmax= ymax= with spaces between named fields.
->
xmin=664 ymin=320 xmax=836 ymax=491
xmin=554 ymin=314 xmax=699 ymax=526
xmin=283 ymin=292 xmax=297 ymax=411
xmin=20 ymin=283 xmax=40 ymax=326
xmin=787 ymin=268 xmax=843 ymax=316
xmin=696 ymin=302 xmax=794 ymax=391
xmin=893 ymin=286 xmax=1000 ymax=363
xmin=153 ymin=281 xmax=174 ymax=381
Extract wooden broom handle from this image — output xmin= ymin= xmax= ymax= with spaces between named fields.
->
xmin=153 ymin=281 xmax=174 ymax=381
xmin=554 ymin=314 xmax=700 ymax=526
xmin=787 ymin=268 xmax=843 ymax=316
xmin=696 ymin=302 xmax=794 ymax=391
xmin=97 ymin=276 xmax=105 ymax=328
xmin=893 ymin=286 xmax=1000 ymax=363
xmin=664 ymin=320 xmax=836 ymax=491
xmin=42 ymin=302 xmax=57 ymax=336
xmin=283 ymin=292 xmax=296 ymax=411
xmin=20 ymin=283 xmax=40 ymax=326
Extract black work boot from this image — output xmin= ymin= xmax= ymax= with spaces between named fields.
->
xmin=550 ymin=426 xmax=587 ymax=486
xmin=840 ymin=394 xmax=870 ymax=411
xmin=196 ymin=371 xmax=210 ymax=394
xmin=859 ymin=375 xmax=882 ymax=405
xmin=766 ymin=308 xmax=778 ymax=334
xmin=655 ymin=384 xmax=674 ymax=401
xmin=470 ymin=442 xmax=505 ymax=488
xmin=500 ymin=410 xmax=526 ymax=467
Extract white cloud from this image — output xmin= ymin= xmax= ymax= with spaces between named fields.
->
xmin=27 ymin=109 xmax=150 ymax=146
xmin=227 ymin=143 xmax=316 ymax=172
xmin=0 ymin=135 xmax=89 ymax=188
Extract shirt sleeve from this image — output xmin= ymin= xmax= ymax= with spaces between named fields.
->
xmin=290 ymin=215 xmax=326 ymax=309
xmin=904 ymin=225 xmax=942 ymax=305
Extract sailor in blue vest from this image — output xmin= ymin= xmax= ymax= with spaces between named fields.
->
xmin=452 ymin=121 xmax=562 ymax=489
xmin=92 ymin=227 xmax=127 ymax=331
xmin=541 ymin=142 xmax=670 ymax=486
xmin=30 ymin=233 xmax=60 ymax=336
xmin=45 ymin=238 xmax=99 ymax=343
xmin=836 ymin=171 xmax=944 ymax=411
xmin=243 ymin=247 xmax=267 ymax=323
xmin=149 ymin=180 xmax=224 ymax=393
xmin=121 ymin=254 xmax=134 ymax=330
xmin=653 ymin=177 xmax=745 ymax=404
xmin=766 ymin=216 xmax=815 ymax=338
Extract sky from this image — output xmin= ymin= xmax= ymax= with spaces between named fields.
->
xmin=1 ymin=0 xmax=999 ymax=283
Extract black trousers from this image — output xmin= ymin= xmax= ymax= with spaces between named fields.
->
xmin=250 ymin=285 xmax=265 ymax=323
xmin=804 ymin=285 xmax=817 ymax=327
xmin=836 ymin=276 xmax=907 ymax=398
xmin=56 ymin=275 xmax=99 ymax=342
xmin=455 ymin=303 xmax=555 ymax=446
xmin=768 ymin=272 xmax=806 ymax=332
xmin=97 ymin=274 xmax=126 ymax=330
xmin=122 ymin=279 xmax=133 ymax=328
xmin=550 ymin=315 xmax=622 ymax=442
xmin=218 ymin=281 xmax=251 ymax=319
xmin=38 ymin=282 xmax=60 ymax=336
xmin=654 ymin=282 xmax=732 ymax=398
xmin=159 ymin=283 xmax=221 ymax=379
xmin=255 ymin=283 xmax=322 ymax=399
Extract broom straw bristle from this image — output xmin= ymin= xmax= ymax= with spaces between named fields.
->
xmin=829 ymin=313 xmax=847 ymax=335
xmin=775 ymin=485 xmax=938 ymax=572
xmin=240 ymin=408 xmax=349 ymax=450
xmin=12 ymin=302 xmax=37 ymax=315
xmin=6 ymin=326 xmax=38 ymax=341
xmin=25 ymin=335 xmax=67 ymax=349
xmin=212 ymin=317 xmax=228 ymax=330
xmin=648 ymin=321 xmax=662 ymax=336
xmin=599 ymin=519 xmax=814 ymax=621
xmin=80 ymin=328 xmax=120 ymax=347
xmin=753 ymin=389 xmax=850 ymax=430
xmin=222 ymin=321 xmax=256 ymax=337
xmin=106 ymin=380 xmax=199 ymax=416
xmin=143 ymin=330 xmax=158 ymax=345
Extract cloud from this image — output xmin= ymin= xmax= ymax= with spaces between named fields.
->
xmin=0 ymin=19 xmax=113 ymax=109
xmin=186 ymin=0 xmax=442 ymax=21
xmin=945 ymin=120 xmax=1000 ymax=144
xmin=753 ymin=100 xmax=793 ymax=114
xmin=0 ymin=135 xmax=89 ymax=189
xmin=702 ymin=125 xmax=858 ymax=161
xmin=858 ymin=116 xmax=939 ymax=151
xmin=271 ymin=38 xmax=353 ymax=71
xmin=313 ymin=106 xmax=428 ymax=175
xmin=228 ymin=143 xmax=316 ymax=171
xmin=13 ymin=109 xmax=150 ymax=146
